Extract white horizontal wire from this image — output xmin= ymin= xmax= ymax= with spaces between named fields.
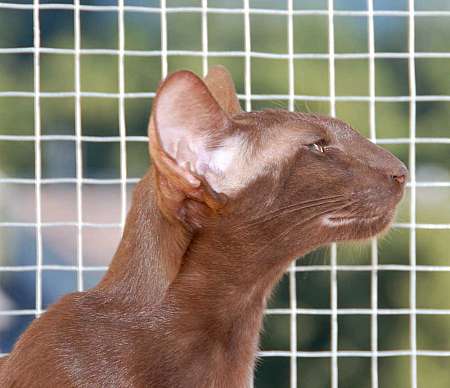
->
xmin=1 ymin=307 xmax=449 ymax=316
xmin=259 ymin=350 xmax=450 ymax=358
xmin=0 ymin=2 xmax=449 ymax=17
xmin=0 ymin=222 xmax=122 ymax=228
xmin=1 ymin=264 xmax=449 ymax=272
xmin=1 ymin=135 xmax=450 ymax=146
xmin=1 ymin=350 xmax=448 ymax=358
xmin=265 ymin=308 xmax=450 ymax=315
xmin=0 ymin=178 xmax=449 ymax=188
xmin=1 ymin=91 xmax=449 ymax=102
xmin=394 ymin=223 xmax=450 ymax=230
xmin=0 ymin=135 xmax=149 ymax=142
xmin=292 ymin=265 xmax=450 ymax=272
xmin=0 ymin=178 xmax=140 ymax=184
xmin=0 ymin=265 xmax=108 ymax=272
xmin=2 ymin=47 xmax=450 ymax=59
xmin=1 ymin=222 xmax=449 ymax=229
xmin=0 ymin=91 xmax=156 ymax=98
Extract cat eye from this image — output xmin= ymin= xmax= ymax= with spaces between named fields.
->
xmin=308 ymin=140 xmax=327 ymax=153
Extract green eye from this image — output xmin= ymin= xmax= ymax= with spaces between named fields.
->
xmin=308 ymin=140 xmax=327 ymax=153
xmin=311 ymin=143 xmax=325 ymax=152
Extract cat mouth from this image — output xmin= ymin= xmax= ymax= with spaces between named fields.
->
xmin=323 ymin=214 xmax=384 ymax=227
xmin=322 ymin=211 xmax=395 ymax=241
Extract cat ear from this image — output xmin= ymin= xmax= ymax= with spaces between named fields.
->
xmin=149 ymin=70 xmax=238 ymax=212
xmin=204 ymin=65 xmax=242 ymax=115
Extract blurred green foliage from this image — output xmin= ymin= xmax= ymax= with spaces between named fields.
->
xmin=0 ymin=0 xmax=449 ymax=387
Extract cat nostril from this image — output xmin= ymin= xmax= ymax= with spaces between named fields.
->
xmin=389 ymin=164 xmax=408 ymax=186
xmin=392 ymin=174 xmax=406 ymax=185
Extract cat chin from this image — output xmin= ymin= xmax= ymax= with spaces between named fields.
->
xmin=322 ymin=212 xmax=395 ymax=242
xmin=322 ymin=215 xmax=383 ymax=227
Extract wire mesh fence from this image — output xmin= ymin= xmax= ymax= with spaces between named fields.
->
xmin=0 ymin=1 xmax=449 ymax=387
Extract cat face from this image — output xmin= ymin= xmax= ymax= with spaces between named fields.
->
xmin=148 ymin=66 xmax=406 ymax=254
xmin=225 ymin=110 xmax=407 ymax=247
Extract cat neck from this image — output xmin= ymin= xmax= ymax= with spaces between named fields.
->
xmin=161 ymin=226 xmax=312 ymax=387
xmin=97 ymin=170 xmax=192 ymax=306
xmin=97 ymin=169 xmax=313 ymax=386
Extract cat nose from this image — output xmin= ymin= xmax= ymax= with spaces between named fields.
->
xmin=392 ymin=174 xmax=406 ymax=184
xmin=390 ymin=165 xmax=408 ymax=186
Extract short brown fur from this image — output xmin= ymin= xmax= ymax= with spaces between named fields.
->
xmin=0 ymin=66 xmax=407 ymax=387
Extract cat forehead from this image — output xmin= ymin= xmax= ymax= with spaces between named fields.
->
xmin=208 ymin=110 xmax=359 ymax=196
xmin=206 ymin=113 xmax=304 ymax=195
xmin=232 ymin=110 xmax=331 ymax=138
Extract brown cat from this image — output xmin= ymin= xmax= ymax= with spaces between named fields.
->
xmin=0 ymin=66 xmax=407 ymax=387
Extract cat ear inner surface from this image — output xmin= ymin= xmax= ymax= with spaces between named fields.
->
xmin=149 ymin=70 xmax=240 ymax=208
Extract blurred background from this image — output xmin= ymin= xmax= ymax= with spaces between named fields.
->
xmin=0 ymin=0 xmax=449 ymax=387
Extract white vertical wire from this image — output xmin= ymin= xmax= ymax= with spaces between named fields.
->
xmin=243 ymin=0 xmax=251 ymax=112
xmin=287 ymin=1 xmax=297 ymax=387
xmin=328 ymin=1 xmax=338 ymax=387
xmin=160 ymin=0 xmax=168 ymax=78
xmin=244 ymin=2 xmax=251 ymax=384
xmin=367 ymin=1 xmax=378 ymax=387
xmin=33 ymin=0 xmax=43 ymax=316
xmin=244 ymin=0 xmax=251 ymax=385
xmin=118 ymin=0 xmax=127 ymax=228
xmin=201 ymin=0 xmax=208 ymax=76
xmin=408 ymin=1 xmax=417 ymax=388
xmin=73 ymin=0 xmax=83 ymax=291
xmin=287 ymin=0 xmax=295 ymax=114
xmin=74 ymin=0 xmax=83 ymax=292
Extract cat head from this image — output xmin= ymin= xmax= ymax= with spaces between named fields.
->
xmin=148 ymin=66 xmax=407 ymax=257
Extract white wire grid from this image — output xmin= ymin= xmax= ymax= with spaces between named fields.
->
xmin=0 ymin=1 xmax=449 ymax=387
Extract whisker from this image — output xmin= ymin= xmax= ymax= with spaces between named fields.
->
xmin=271 ymin=100 xmax=287 ymax=109
xmin=242 ymin=194 xmax=347 ymax=227
xmin=240 ymin=200 xmax=348 ymax=230
xmin=276 ymin=201 xmax=355 ymax=241
xmin=267 ymin=199 xmax=350 ymax=222
xmin=251 ymin=201 xmax=355 ymax=258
